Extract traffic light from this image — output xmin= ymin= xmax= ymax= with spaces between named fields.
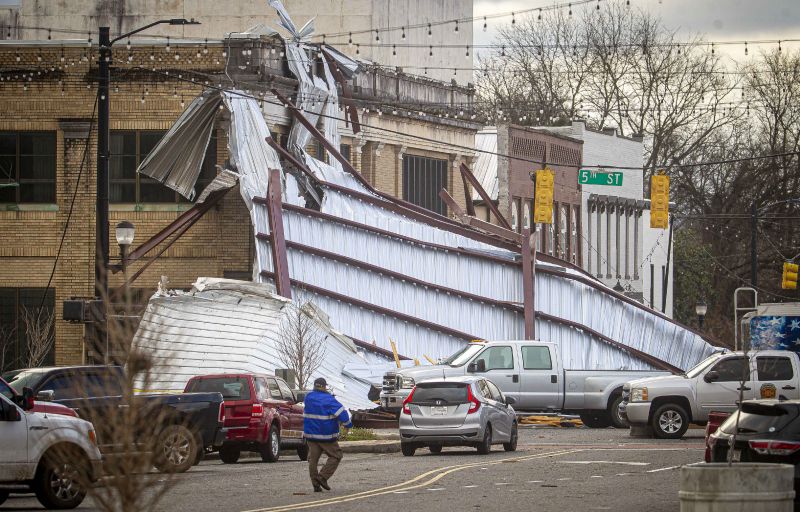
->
xmin=533 ymin=168 xmax=554 ymax=224
xmin=650 ymin=173 xmax=669 ymax=229
xmin=782 ymin=262 xmax=799 ymax=290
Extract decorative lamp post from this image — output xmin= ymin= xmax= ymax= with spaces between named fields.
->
xmin=696 ymin=300 xmax=708 ymax=330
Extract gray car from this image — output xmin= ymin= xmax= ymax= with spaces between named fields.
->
xmin=398 ymin=376 xmax=518 ymax=456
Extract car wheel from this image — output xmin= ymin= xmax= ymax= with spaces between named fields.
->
xmin=401 ymin=443 xmax=416 ymax=457
xmin=609 ymin=395 xmax=629 ymax=429
xmin=33 ymin=451 xmax=88 ymax=509
xmin=477 ymin=424 xmax=492 ymax=455
xmin=651 ymin=403 xmax=690 ymax=439
xmin=0 ymin=490 xmax=7 ymax=506
xmin=503 ymin=423 xmax=518 ymax=452
xmin=154 ymin=424 xmax=199 ymax=473
xmin=260 ymin=426 xmax=281 ymax=462
xmin=219 ymin=443 xmax=241 ymax=464
xmin=579 ymin=412 xmax=612 ymax=428
xmin=428 ymin=445 xmax=443 ymax=454
xmin=297 ymin=443 xmax=309 ymax=461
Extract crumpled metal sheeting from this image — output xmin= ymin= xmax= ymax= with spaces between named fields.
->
xmin=320 ymin=187 xmax=517 ymax=255
xmin=283 ymin=246 xmax=524 ymax=341
xmin=137 ymin=89 xmax=221 ymax=200
xmin=132 ymin=280 xmax=378 ymax=411
xmin=196 ymin=169 xmax=238 ymax=203
xmin=285 ymin=42 xmax=332 ymax=157
xmin=223 ymin=91 xmax=282 ymax=212
xmin=305 ymin=155 xmax=369 ymax=193
xmin=281 ymin=208 xmax=523 ymax=302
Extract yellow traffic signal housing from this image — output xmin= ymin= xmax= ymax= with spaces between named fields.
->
xmin=650 ymin=174 xmax=669 ymax=229
xmin=782 ymin=262 xmax=799 ymax=290
xmin=533 ymin=168 xmax=554 ymax=224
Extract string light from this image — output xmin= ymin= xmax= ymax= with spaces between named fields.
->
xmin=512 ymin=12 xmax=516 ymax=25
xmin=427 ymin=23 xmax=432 ymax=37
xmin=374 ymin=30 xmax=380 ymax=42
xmin=356 ymin=44 xmax=360 ymax=55
xmin=483 ymin=17 xmax=487 ymax=32
xmin=454 ymin=20 xmax=459 ymax=33
xmin=392 ymin=44 xmax=396 ymax=56
xmin=569 ymin=3 xmax=573 ymax=16
xmin=466 ymin=45 xmax=470 ymax=58
xmin=538 ymin=8 xmax=542 ymax=21
xmin=166 ymin=36 xmax=171 ymax=52
xmin=401 ymin=26 xmax=406 ymax=40
xmin=348 ymin=32 xmax=353 ymax=46
xmin=429 ymin=46 xmax=433 ymax=57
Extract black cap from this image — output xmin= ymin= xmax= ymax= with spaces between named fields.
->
xmin=313 ymin=377 xmax=327 ymax=389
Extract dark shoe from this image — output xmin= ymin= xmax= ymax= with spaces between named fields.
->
xmin=313 ymin=484 xmax=322 ymax=492
xmin=319 ymin=478 xmax=331 ymax=491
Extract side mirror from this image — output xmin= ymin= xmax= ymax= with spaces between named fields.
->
xmin=505 ymin=396 xmax=517 ymax=406
xmin=467 ymin=360 xmax=486 ymax=373
xmin=21 ymin=387 xmax=35 ymax=411
xmin=36 ymin=390 xmax=55 ymax=402
xmin=704 ymin=371 xmax=720 ymax=383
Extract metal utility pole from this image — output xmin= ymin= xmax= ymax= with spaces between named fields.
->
xmin=661 ymin=214 xmax=673 ymax=313
xmin=750 ymin=201 xmax=758 ymax=288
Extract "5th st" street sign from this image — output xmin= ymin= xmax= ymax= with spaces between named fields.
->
xmin=579 ymin=169 xmax=623 ymax=186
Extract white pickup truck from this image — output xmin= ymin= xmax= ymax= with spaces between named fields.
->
xmin=621 ymin=349 xmax=800 ymax=439
xmin=380 ymin=340 xmax=671 ymax=428
xmin=0 ymin=388 xmax=103 ymax=509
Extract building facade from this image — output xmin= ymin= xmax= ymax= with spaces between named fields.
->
xmin=0 ymin=37 xmax=479 ymax=369
xmin=0 ymin=0 xmax=474 ymax=85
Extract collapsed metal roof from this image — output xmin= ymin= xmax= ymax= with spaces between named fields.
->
xmin=134 ymin=2 xmax=717 ymax=375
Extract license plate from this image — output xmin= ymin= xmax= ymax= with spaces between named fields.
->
xmin=431 ymin=406 xmax=448 ymax=416
xmin=731 ymin=449 xmax=741 ymax=462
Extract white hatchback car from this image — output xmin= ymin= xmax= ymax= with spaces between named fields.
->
xmin=0 ymin=389 xmax=102 ymax=509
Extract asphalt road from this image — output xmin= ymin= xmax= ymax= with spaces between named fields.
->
xmin=3 ymin=427 xmax=706 ymax=512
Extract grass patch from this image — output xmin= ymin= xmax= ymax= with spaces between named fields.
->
xmin=341 ymin=427 xmax=377 ymax=441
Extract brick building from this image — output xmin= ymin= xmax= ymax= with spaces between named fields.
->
xmin=0 ymin=37 xmax=479 ymax=369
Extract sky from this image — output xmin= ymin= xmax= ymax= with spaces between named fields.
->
xmin=473 ymin=0 xmax=800 ymax=59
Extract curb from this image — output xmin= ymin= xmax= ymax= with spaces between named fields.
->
xmin=339 ymin=440 xmax=401 ymax=454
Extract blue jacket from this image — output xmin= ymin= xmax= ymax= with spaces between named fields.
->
xmin=303 ymin=390 xmax=352 ymax=442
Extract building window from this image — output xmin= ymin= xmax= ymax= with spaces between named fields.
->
xmin=402 ymin=155 xmax=448 ymax=215
xmin=0 ymin=288 xmax=55 ymax=371
xmin=340 ymin=144 xmax=351 ymax=162
xmin=110 ymin=130 xmax=217 ymax=203
xmin=0 ymin=132 xmax=57 ymax=203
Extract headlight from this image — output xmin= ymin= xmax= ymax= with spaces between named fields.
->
xmin=631 ymin=387 xmax=648 ymax=402
xmin=400 ymin=377 xmax=415 ymax=389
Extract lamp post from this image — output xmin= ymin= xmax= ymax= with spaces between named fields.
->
xmin=696 ymin=300 xmax=708 ymax=330
xmin=94 ymin=19 xmax=199 ymax=362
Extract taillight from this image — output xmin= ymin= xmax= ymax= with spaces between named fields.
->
xmin=402 ymin=388 xmax=416 ymax=415
xmin=251 ymin=403 xmax=264 ymax=418
xmin=218 ymin=403 xmax=225 ymax=423
xmin=749 ymin=440 xmax=800 ymax=456
xmin=467 ymin=385 xmax=480 ymax=414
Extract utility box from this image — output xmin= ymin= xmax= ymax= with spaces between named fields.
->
xmin=62 ymin=299 xmax=86 ymax=323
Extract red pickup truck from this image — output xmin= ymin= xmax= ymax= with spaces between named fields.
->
xmin=185 ymin=373 xmax=307 ymax=463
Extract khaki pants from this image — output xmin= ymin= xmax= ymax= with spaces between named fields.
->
xmin=307 ymin=440 xmax=343 ymax=485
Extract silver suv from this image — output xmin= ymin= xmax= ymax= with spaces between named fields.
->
xmin=398 ymin=376 xmax=518 ymax=456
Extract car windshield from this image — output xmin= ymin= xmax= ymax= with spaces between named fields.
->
xmin=6 ymin=370 xmax=47 ymax=395
xmin=719 ymin=403 xmax=799 ymax=435
xmin=442 ymin=344 xmax=485 ymax=367
xmin=685 ymin=354 xmax=722 ymax=378
xmin=186 ymin=377 xmax=251 ymax=400
xmin=411 ymin=383 xmax=469 ymax=404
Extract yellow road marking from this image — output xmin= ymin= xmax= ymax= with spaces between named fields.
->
xmin=241 ymin=448 xmax=582 ymax=512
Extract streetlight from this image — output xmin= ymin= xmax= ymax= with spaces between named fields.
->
xmin=115 ymin=220 xmax=135 ymax=269
xmin=94 ymin=19 xmax=199 ymax=362
xmin=695 ymin=300 xmax=708 ymax=330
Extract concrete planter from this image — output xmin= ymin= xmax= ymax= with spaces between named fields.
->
xmin=680 ymin=462 xmax=795 ymax=512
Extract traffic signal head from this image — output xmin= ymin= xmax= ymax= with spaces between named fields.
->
xmin=782 ymin=262 xmax=799 ymax=290
xmin=650 ymin=174 xmax=669 ymax=229
xmin=533 ymin=168 xmax=554 ymax=224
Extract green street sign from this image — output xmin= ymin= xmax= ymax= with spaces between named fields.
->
xmin=579 ymin=169 xmax=623 ymax=186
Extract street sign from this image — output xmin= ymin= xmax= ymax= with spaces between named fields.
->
xmin=579 ymin=169 xmax=623 ymax=186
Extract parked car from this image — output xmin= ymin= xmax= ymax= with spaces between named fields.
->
xmin=1 ymin=377 xmax=77 ymax=418
xmin=621 ymin=350 xmax=800 ymax=438
xmin=185 ymin=373 xmax=307 ymax=463
xmin=708 ymin=399 xmax=800 ymax=497
xmin=382 ymin=340 xmax=670 ymax=428
xmin=5 ymin=365 xmax=226 ymax=473
xmin=704 ymin=411 xmax=731 ymax=462
xmin=398 ymin=376 xmax=518 ymax=456
xmin=0 ymin=389 xmax=103 ymax=509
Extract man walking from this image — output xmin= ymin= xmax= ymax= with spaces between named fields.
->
xmin=303 ymin=377 xmax=352 ymax=492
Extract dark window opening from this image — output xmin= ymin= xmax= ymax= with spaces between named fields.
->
xmin=110 ymin=130 xmax=217 ymax=203
xmin=0 ymin=288 xmax=56 ymax=372
xmin=402 ymin=155 xmax=448 ymax=215
xmin=0 ymin=131 xmax=57 ymax=203
xmin=340 ymin=144 xmax=351 ymax=162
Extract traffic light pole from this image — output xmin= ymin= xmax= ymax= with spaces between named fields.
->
xmin=95 ymin=27 xmax=111 ymax=363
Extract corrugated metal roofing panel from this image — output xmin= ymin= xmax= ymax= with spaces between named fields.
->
xmin=472 ymin=128 xmax=498 ymax=201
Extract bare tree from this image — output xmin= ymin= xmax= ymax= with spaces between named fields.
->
xmin=0 ymin=321 xmax=16 ymax=371
xmin=20 ymin=305 xmax=54 ymax=368
xmin=277 ymin=301 xmax=327 ymax=390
